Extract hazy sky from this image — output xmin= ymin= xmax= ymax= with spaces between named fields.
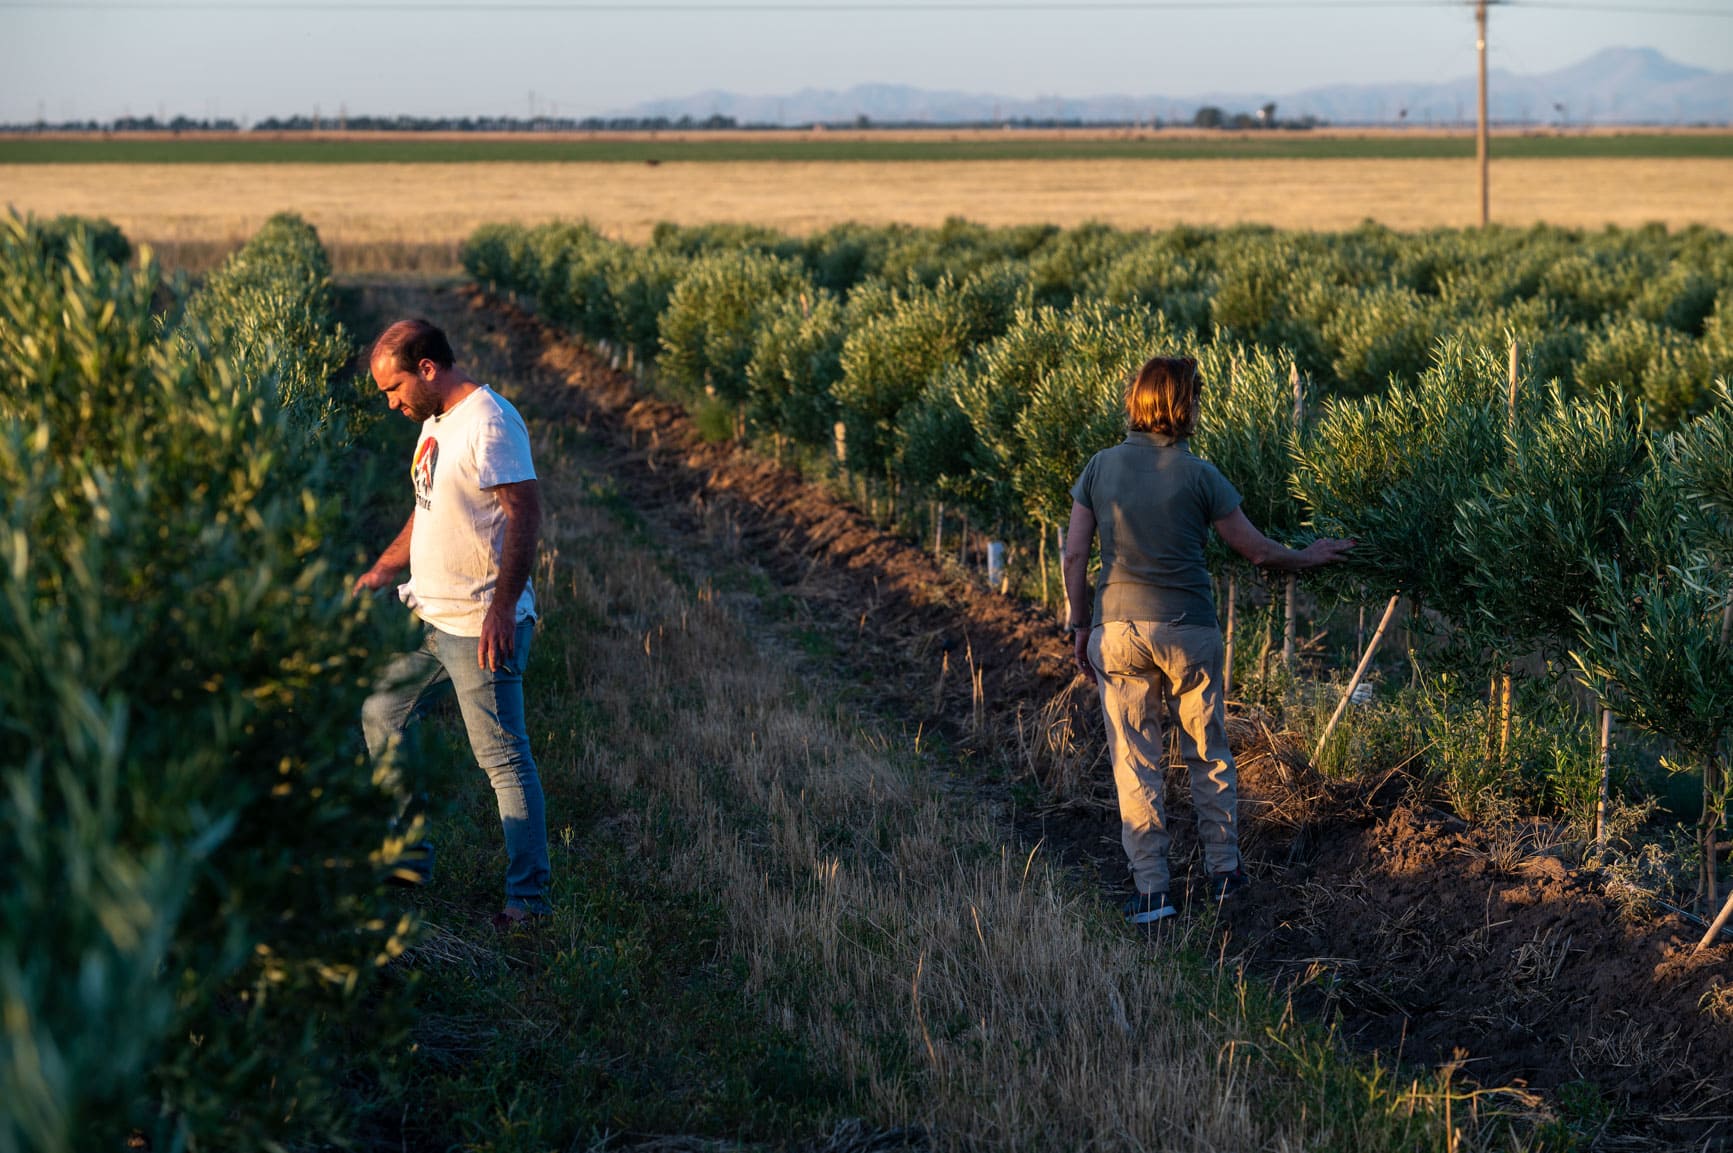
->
xmin=2 ymin=0 xmax=1729 ymax=123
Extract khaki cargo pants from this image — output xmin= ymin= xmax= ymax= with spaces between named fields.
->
xmin=1089 ymin=619 xmax=1239 ymax=895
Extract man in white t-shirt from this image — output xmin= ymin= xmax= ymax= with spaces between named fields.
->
xmin=355 ymin=318 xmax=551 ymax=930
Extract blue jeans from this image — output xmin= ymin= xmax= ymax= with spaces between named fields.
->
xmin=362 ymin=620 xmax=551 ymax=913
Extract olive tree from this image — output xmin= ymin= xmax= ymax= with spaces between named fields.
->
xmin=0 ymin=214 xmax=414 ymax=1153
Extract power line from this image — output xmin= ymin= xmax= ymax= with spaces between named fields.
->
xmin=0 ymin=1 xmax=1460 ymax=8
xmin=6 ymin=0 xmax=1726 ymax=10
xmin=1508 ymin=1 xmax=1732 ymax=14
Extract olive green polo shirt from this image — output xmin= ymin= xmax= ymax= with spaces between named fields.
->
xmin=1069 ymin=431 xmax=1242 ymax=630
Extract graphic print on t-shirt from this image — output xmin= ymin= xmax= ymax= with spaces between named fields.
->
xmin=413 ymin=438 xmax=439 ymax=510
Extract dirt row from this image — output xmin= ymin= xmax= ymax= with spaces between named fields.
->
xmin=432 ymin=282 xmax=1733 ymax=1147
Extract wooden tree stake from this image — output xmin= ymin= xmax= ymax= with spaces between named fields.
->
xmin=1224 ymin=571 xmax=1237 ymax=700
xmin=1595 ymin=707 xmax=1612 ymax=850
xmin=1283 ymin=575 xmax=1298 ymax=669
xmin=1498 ymin=665 xmax=1514 ymax=765
xmin=1284 ymin=361 xmax=1304 ymax=671
xmin=1698 ymin=881 xmax=1733 ymax=952
xmin=1313 ymin=594 xmax=1402 ymax=766
xmin=1038 ymin=523 xmax=1048 ymax=609
xmin=1498 ymin=337 xmax=1521 ymax=764
xmin=1058 ymin=523 xmax=1070 ymax=627
xmin=1506 ymin=337 xmax=1522 ymax=430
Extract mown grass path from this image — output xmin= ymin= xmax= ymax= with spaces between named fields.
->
xmin=343 ymin=280 xmax=1513 ymax=1152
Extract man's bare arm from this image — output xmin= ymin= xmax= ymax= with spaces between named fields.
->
xmin=354 ymin=512 xmax=415 ymax=594
xmin=479 ymin=480 xmax=543 ymax=671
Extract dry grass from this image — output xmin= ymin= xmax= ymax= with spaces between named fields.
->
xmin=467 ymin=354 xmax=1524 ymax=1149
xmin=535 ymin=494 xmax=1434 ymax=1147
xmin=4 ymin=158 xmax=1730 ymax=267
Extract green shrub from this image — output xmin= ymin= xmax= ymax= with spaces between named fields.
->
xmin=1633 ymin=264 xmax=1720 ymax=336
xmin=877 ymin=217 xmax=1052 ymax=287
xmin=1023 ymin=221 xmax=1132 ymax=309
xmin=1293 ymin=338 xmax=1508 ymax=615
xmin=609 ymin=244 xmax=687 ymax=363
xmin=1322 ymin=283 xmax=1445 ymax=393
xmin=833 ymin=271 xmax=1022 ymax=475
xmin=460 ymin=220 xmax=538 ymax=296
xmin=1704 ymin=293 xmax=1733 ymax=379
xmin=898 ymin=368 xmax=987 ymax=510
xmin=19 ymin=211 xmax=130 ymax=265
xmin=1575 ymin=315 xmax=1712 ymax=427
xmin=745 ymin=288 xmax=847 ymax=448
xmin=26 ymin=213 xmax=132 ymax=266
xmin=0 ymin=212 xmax=414 ymax=1153
xmin=1455 ymin=385 xmax=1647 ymax=659
xmin=947 ymin=304 xmax=1085 ymax=526
xmin=800 ymin=222 xmax=902 ymax=294
xmin=1009 ymin=307 xmax=1176 ymax=531
xmin=179 ymin=212 xmax=357 ymax=440
xmin=1209 ymin=238 xmax=1335 ymax=382
xmin=1537 ymin=250 xmax=1637 ymax=325
xmin=1570 ymin=451 xmax=1733 ymax=787
xmin=518 ymin=221 xmax=614 ymax=336
xmin=1445 ymin=296 xmax=1586 ymax=392
xmin=1089 ymin=235 xmax=1213 ymax=337
xmin=1192 ymin=339 xmax=1305 ymax=541
xmin=658 ymin=249 xmax=810 ymax=410
xmin=1572 ymin=551 xmax=1733 ymax=795
xmin=1669 ymin=379 xmax=1733 ymax=566
xmin=649 ymin=220 xmax=803 ymax=261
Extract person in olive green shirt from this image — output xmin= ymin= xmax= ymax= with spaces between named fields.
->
xmin=1063 ymin=355 xmax=1353 ymax=925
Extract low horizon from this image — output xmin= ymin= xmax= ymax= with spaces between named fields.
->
xmin=4 ymin=1 xmax=1730 ymax=125
xmin=5 ymin=45 xmax=1729 ymax=131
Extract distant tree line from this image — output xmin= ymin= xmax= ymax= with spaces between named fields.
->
xmin=1 ymin=115 xmax=242 ymax=133
xmin=1192 ymin=103 xmax=1321 ymax=130
xmin=1 ymin=109 xmax=1322 ymax=134
xmin=0 ymin=114 xmax=743 ymax=133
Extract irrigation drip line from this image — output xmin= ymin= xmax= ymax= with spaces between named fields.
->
xmin=1653 ymin=897 xmax=1733 ymax=941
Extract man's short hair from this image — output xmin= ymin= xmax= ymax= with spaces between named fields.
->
xmin=372 ymin=319 xmax=455 ymax=374
xmin=1126 ymin=355 xmax=1202 ymax=438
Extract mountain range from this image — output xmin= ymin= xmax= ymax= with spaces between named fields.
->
xmin=616 ymin=47 xmax=1732 ymax=127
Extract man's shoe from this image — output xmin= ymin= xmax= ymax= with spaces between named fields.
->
xmin=1122 ymin=891 xmax=1178 ymax=925
xmin=1205 ymin=868 xmax=1248 ymax=902
xmin=488 ymin=907 xmax=547 ymax=933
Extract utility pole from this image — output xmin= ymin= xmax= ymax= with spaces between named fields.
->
xmin=1476 ymin=0 xmax=1491 ymax=227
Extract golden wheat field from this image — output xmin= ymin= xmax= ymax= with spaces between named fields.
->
xmin=5 ymin=157 xmax=1730 ymax=263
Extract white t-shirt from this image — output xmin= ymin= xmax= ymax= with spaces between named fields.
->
xmin=398 ymin=385 xmax=538 ymax=636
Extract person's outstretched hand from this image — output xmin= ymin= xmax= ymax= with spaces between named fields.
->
xmin=352 ymin=567 xmax=397 ymax=598
xmin=1299 ymin=537 xmax=1357 ymax=569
